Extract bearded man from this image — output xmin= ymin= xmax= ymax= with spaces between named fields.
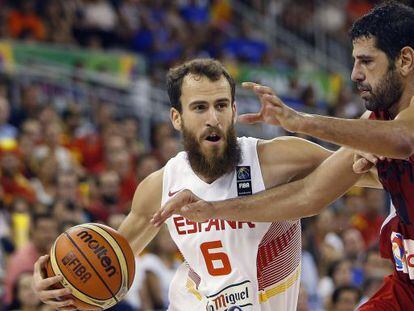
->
xmin=32 ymin=58 xmax=378 ymax=311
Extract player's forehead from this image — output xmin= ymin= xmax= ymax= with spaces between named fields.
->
xmin=352 ymin=36 xmax=381 ymax=59
xmin=180 ymin=74 xmax=232 ymax=105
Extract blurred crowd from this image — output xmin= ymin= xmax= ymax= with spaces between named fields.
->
xmin=0 ymin=1 xmax=396 ymax=311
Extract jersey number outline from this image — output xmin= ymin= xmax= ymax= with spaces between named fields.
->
xmin=200 ymin=240 xmax=232 ymax=276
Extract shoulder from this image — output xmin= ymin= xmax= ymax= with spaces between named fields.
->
xmin=258 ymin=136 xmax=331 ymax=164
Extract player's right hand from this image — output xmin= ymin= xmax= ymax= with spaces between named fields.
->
xmin=33 ymin=254 xmax=76 ymax=311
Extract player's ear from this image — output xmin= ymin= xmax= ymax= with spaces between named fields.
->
xmin=398 ymin=46 xmax=414 ymax=77
xmin=232 ymin=102 xmax=237 ymax=124
xmin=170 ymin=107 xmax=182 ymax=131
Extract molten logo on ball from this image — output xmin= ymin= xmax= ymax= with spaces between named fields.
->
xmin=77 ymin=231 xmax=117 ymax=277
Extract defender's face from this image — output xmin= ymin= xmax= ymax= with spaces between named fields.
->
xmin=351 ymin=37 xmax=402 ymax=111
xmin=172 ymin=74 xmax=235 ymax=157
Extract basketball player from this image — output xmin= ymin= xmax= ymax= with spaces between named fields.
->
xmin=32 ymin=59 xmax=378 ymax=310
xmin=152 ymin=3 xmax=414 ymax=310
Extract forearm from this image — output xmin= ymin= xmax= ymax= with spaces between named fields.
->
xmin=212 ymin=148 xmax=359 ymax=221
xmin=118 ymin=212 xmax=159 ymax=255
xmin=298 ymin=114 xmax=414 ymax=159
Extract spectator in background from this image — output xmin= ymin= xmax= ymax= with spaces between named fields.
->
xmin=157 ymin=136 xmax=180 ymax=166
xmin=30 ymin=155 xmax=57 ymax=206
xmin=330 ymin=285 xmax=362 ymax=311
xmin=342 ymin=228 xmax=366 ymax=286
xmin=41 ymin=0 xmax=74 ymax=44
xmin=136 ymin=153 xmax=160 ymax=183
xmin=363 ymin=246 xmax=393 ymax=281
xmin=9 ymin=197 xmax=31 ymax=250
xmin=33 ymin=121 xmax=76 ymax=172
xmin=10 ymin=85 xmax=41 ymax=127
xmin=7 ymin=271 xmax=41 ymax=311
xmin=139 ymin=227 xmax=180 ymax=310
xmin=151 ymin=121 xmax=174 ymax=150
xmin=100 ymin=135 xmax=138 ymax=209
xmin=87 ymin=170 xmax=123 ymax=222
xmin=4 ymin=212 xmax=58 ymax=305
xmin=74 ymin=0 xmax=118 ymax=48
xmin=351 ymin=189 xmax=386 ymax=247
xmin=20 ymin=119 xmax=42 ymax=146
xmin=121 ymin=117 xmax=145 ymax=163
xmin=7 ymin=0 xmax=45 ymax=40
xmin=0 ymin=97 xmax=17 ymax=140
xmin=0 ymin=140 xmax=35 ymax=205
xmin=53 ymin=170 xmax=88 ymax=225
xmin=319 ymin=259 xmax=353 ymax=305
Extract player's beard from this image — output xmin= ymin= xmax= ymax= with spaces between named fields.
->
xmin=360 ymin=67 xmax=403 ymax=112
xmin=182 ymin=122 xmax=241 ymax=181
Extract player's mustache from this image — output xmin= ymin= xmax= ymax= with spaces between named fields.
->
xmin=357 ymin=83 xmax=372 ymax=92
xmin=201 ymin=127 xmax=225 ymax=139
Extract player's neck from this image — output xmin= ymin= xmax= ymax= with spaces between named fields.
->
xmin=194 ymin=171 xmax=220 ymax=184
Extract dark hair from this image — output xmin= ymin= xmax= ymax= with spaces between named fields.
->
xmin=332 ymin=285 xmax=362 ymax=305
xmin=166 ymin=58 xmax=236 ymax=112
xmin=350 ymin=1 xmax=414 ymax=62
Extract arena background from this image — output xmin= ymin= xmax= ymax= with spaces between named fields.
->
xmin=0 ymin=0 xmax=411 ymax=310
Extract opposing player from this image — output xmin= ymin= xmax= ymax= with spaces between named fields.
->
xmin=153 ymin=3 xmax=414 ymax=310
xmin=32 ymin=59 xmax=378 ymax=310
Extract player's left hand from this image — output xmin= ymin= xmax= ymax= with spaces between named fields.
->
xmin=150 ymin=190 xmax=214 ymax=226
xmin=353 ymin=151 xmax=385 ymax=173
xmin=239 ymin=82 xmax=303 ymax=132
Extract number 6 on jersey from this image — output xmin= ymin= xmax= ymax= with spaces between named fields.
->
xmin=200 ymin=240 xmax=232 ymax=276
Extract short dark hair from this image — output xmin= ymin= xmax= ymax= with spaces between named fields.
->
xmin=332 ymin=285 xmax=362 ymax=305
xmin=350 ymin=1 xmax=414 ymax=62
xmin=166 ymin=58 xmax=236 ymax=112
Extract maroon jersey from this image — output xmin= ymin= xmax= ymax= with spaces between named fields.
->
xmin=370 ymin=111 xmax=414 ymax=283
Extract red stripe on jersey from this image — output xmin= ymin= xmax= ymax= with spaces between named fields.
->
xmin=256 ymin=220 xmax=301 ymax=290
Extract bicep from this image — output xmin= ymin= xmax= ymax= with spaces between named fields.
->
xmin=259 ymin=137 xmax=334 ymax=188
xmin=118 ymin=170 xmax=163 ymax=255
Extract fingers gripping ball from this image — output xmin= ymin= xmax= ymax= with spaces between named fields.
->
xmin=46 ymin=223 xmax=135 ymax=310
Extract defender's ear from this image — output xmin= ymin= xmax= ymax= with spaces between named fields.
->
xmin=398 ymin=46 xmax=414 ymax=77
xmin=170 ymin=108 xmax=182 ymax=131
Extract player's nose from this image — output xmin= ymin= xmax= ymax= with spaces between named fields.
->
xmin=205 ymin=107 xmax=220 ymax=127
xmin=351 ymin=65 xmax=365 ymax=83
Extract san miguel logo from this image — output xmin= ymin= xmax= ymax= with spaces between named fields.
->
xmin=206 ymin=280 xmax=253 ymax=311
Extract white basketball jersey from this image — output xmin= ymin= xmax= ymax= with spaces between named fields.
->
xmin=162 ymin=137 xmax=301 ymax=311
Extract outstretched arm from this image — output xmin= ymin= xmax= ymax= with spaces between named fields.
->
xmin=210 ymin=148 xmax=362 ymax=221
xmin=151 ymin=147 xmax=360 ymax=224
xmin=244 ymin=83 xmax=414 ymax=159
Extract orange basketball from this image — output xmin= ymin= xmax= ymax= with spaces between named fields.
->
xmin=46 ymin=223 xmax=135 ymax=310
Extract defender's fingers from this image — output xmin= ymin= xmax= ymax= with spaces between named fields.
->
xmin=238 ymin=113 xmax=262 ymax=124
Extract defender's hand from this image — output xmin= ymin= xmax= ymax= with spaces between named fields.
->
xmin=33 ymin=255 xmax=76 ymax=310
xmin=353 ymin=151 xmax=384 ymax=174
xmin=151 ymin=190 xmax=214 ymax=226
xmin=240 ymin=82 xmax=303 ymax=132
